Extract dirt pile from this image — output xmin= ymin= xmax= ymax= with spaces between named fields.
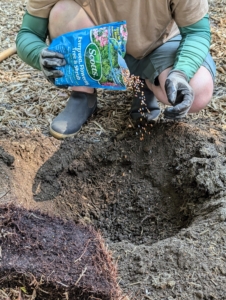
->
xmin=0 ymin=205 xmax=120 ymax=300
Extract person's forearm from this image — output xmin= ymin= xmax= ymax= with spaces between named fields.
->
xmin=173 ymin=14 xmax=211 ymax=81
xmin=16 ymin=11 xmax=48 ymax=70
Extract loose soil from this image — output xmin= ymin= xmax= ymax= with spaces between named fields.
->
xmin=0 ymin=0 xmax=226 ymax=299
xmin=1 ymin=121 xmax=226 ymax=299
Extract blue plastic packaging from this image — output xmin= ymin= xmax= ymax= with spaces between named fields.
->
xmin=48 ymin=21 xmax=129 ymax=90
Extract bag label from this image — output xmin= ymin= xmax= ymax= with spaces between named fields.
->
xmin=85 ymin=43 xmax=102 ymax=81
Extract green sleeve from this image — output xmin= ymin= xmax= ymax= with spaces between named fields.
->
xmin=173 ymin=14 xmax=211 ymax=81
xmin=16 ymin=11 xmax=49 ymax=70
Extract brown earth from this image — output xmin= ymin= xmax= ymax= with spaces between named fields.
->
xmin=1 ymin=120 xmax=226 ymax=299
xmin=1 ymin=0 xmax=226 ymax=299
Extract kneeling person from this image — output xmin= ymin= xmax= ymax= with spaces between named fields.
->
xmin=16 ymin=0 xmax=216 ymax=139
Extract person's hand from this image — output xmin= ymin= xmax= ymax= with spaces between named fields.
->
xmin=164 ymin=70 xmax=194 ymax=119
xmin=40 ymin=48 xmax=66 ymax=85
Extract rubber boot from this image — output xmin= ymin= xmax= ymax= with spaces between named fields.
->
xmin=130 ymin=81 xmax=160 ymax=122
xmin=50 ymin=90 xmax=97 ymax=139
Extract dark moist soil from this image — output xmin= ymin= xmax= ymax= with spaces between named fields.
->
xmin=0 ymin=120 xmax=226 ymax=299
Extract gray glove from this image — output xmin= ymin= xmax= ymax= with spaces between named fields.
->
xmin=164 ymin=70 xmax=194 ymax=119
xmin=40 ymin=48 xmax=66 ymax=85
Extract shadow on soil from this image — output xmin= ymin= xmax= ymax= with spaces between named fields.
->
xmin=31 ymin=125 xmax=186 ymax=246
xmin=31 ymin=121 xmax=226 ymax=246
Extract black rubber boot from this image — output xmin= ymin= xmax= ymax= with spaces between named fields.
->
xmin=50 ymin=90 xmax=97 ymax=139
xmin=130 ymin=81 xmax=160 ymax=122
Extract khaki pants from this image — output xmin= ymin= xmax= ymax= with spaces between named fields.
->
xmin=125 ymin=35 xmax=216 ymax=85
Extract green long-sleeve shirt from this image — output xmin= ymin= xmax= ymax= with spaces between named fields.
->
xmin=16 ymin=12 xmax=211 ymax=81
xmin=173 ymin=14 xmax=211 ymax=80
xmin=16 ymin=12 xmax=48 ymax=71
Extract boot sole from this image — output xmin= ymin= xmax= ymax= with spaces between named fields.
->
xmin=49 ymin=126 xmax=82 ymax=140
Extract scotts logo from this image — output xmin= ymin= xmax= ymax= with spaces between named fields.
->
xmin=85 ymin=43 xmax=102 ymax=81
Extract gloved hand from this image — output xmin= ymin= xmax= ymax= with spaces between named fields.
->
xmin=40 ymin=48 xmax=66 ymax=85
xmin=164 ymin=70 xmax=194 ymax=119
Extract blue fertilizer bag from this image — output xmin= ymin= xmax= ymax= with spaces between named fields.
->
xmin=48 ymin=21 xmax=129 ymax=90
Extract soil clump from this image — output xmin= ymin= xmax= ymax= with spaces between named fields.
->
xmin=0 ymin=205 xmax=120 ymax=300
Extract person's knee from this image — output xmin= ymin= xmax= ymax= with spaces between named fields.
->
xmin=49 ymin=0 xmax=73 ymax=23
xmin=49 ymin=0 xmax=74 ymax=38
xmin=190 ymin=94 xmax=213 ymax=113
xmin=49 ymin=0 xmax=94 ymax=39
xmin=190 ymin=71 xmax=214 ymax=113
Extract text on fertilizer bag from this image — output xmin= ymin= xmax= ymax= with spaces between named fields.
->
xmin=72 ymin=37 xmax=89 ymax=86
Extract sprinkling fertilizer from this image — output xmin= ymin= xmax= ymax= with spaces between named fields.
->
xmin=126 ymin=75 xmax=154 ymax=141
xmin=48 ymin=21 xmax=153 ymax=140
